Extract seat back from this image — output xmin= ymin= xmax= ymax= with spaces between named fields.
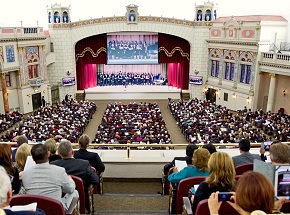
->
xmin=71 ymin=175 xmax=86 ymax=214
xmin=195 ymin=199 xmax=239 ymax=215
xmin=164 ymin=167 xmax=175 ymax=195
xmin=10 ymin=194 xmax=65 ymax=215
xmin=281 ymin=201 xmax=290 ymax=213
xmin=235 ymin=163 xmax=253 ymax=175
xmin=175 ymin=176 xmax=206 ymax=215
xmin=91 ymin=166 xmax=103 ymax=194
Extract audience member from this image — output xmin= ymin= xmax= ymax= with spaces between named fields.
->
xmin=208 ymin=171 xmax=286 ymax=214
xmin=15 ymin=143 xmax=31 ymax=172
xmin=0 ymin=144 xmax=21 ymax=194
xmin=190 ymin=152 xmax=236 ymax=214
xmin=0 ymin=166 xmax=46 ymax=215
xmin=232 ymin=139 xmax=261 ymax=167
xmin=269 ymin=142 xmax=290 ymax=164
xmin=22 ymin=144 xmax=78 ymax=212
xmin=168 ymin=148 xmax=210 ymax=184
xmin=12 ymin=135 xmax=28 ymax=162
xmin=52 ymin=140 xmax=99 ymax=214
xmin=163 ymin=144 xmax=198 ymax=175
xmin=44 ymin=138 xmax=61 ymax=163
xmin=202 ymin=143 xmax=217 ymax=154
xmin=74 ymin=134 xmax=105 ymax=173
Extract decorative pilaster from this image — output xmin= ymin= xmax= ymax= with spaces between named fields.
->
xmin=218 ymin=49 xmax=224 ymax=85
xmin=1 ymin=73 xmax=9 ymax=113
xmin=233 ymin=50 xmax=240 ymax=89
xmin=250 ymin=56 xmax=257 ymax=92
xmin=266 ymin=73 xmax=276 ymax=112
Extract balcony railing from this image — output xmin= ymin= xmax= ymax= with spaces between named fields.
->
xmin=260 ymin=52 xmax=290 ymax=66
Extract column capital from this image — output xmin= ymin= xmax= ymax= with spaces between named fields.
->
xmin=0 ymin=72 xmax=5 ymax=79
xmin=269 ymin=73 xmax=276 ymax=78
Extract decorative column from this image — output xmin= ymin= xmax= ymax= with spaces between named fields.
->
xmin=218 ymin=49 xmax=224 ymax=85
xmin=266 ymin=73 xmax=276 ymax=112
xmin=250 ymin=53 xmax=257 ymax=93
xmin=233 ymin=50 xmax=240 ymax=89
xmin=47 ymin=84 xmax=52 ymax=105
xmin=1 ymin=73 xmax=9 ymax=113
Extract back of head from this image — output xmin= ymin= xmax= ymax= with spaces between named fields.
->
xmin=0 ymin=166 xmax=12 ymax=206
xmin=16 ymin=135 xmax=28 ymax=147
xmin=31 ymin=144 xmax=49 ymax=164
xmin=192 ymin=148 xmax=210 ymax=172
xmin=44 ymin=138 xmax=58 ymax=155
xmin=236 ymin=171 xmax=274 ymax=214
xmin=15 ymin=143 xmax=31 ymax=171
xmin=239 ymin=139 xmax=250 ymax=152
xmin=269 ymin=142 xmax=290 ymax=164
xmin=78 ymin=134 xmax=90 ymax=149
xmin=206 ymin=151 xmax=235 ymax=188
xmin=58 ymin=140 xmax=73 ymax=159
xmin=202 ymin=143 xmax=217 ymax=154
xmin=0 ymin=144 xmax=12 ymax=172
xmin=186 ymin=144 xmax=198 ymax=157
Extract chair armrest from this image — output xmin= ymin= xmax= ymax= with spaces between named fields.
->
xmin=183 ymin=197 xmax=193 ymax=215
xmin=66 ymin=196 xmax=79 ymax=215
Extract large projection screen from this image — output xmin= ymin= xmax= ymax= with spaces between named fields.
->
xmin=107 ymin=33 xmax=158 ymax=65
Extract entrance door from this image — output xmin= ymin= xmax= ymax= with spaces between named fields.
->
xmin=208 ymin=88 xmax=217 ymax=103
xmin=51 ymin=86 xmax=60 ymax=105
xmin=32 ymin=93 xmax=41 ymax=111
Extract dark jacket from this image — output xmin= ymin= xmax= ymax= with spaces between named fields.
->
xmin=74 ymin=149 xmax=105 ymax=173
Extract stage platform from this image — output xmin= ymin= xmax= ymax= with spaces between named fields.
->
xmin=84 ymin=85 xmax=181 ymax=100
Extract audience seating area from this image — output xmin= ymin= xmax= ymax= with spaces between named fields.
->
xmin=169 ymin=98 xmax=272 ymax=144
xmin=92 ymin=102 xmax=171 ymax=148
xmin=0 ymin=110 xmax=23 ymax=134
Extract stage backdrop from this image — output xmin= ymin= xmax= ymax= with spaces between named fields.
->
xmin=75 ymin=33 xmax=190 ymax=90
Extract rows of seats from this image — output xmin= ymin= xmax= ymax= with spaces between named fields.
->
xmin=169 ymin=98 xmax=271 ymax=144
xmin=92 ymin=102 xmax=171 ymax=147
xmin=0 ymin=110 xmax=23 ymax=133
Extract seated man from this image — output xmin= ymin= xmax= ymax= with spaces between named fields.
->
xmin=74 ymin=134 xmax=105 ymax=173
xmin=0 ymin=166 xmax=46 ymax=215
xmin=22 ymin=144 xmax=77 ymax=212
xmin=232 ymin=139 xmax=261 ymax=167
xmin=52 ymin=140 xmax=99 ymax=214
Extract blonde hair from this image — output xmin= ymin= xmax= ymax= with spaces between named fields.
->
xmin=192 ymin=148 xmax=210 ymax=172
xmin=206 ymin=152 xmax=235 ymax=189
xmin=15 ymin=143 xmax=31 ymax=171
xmin=44 ymin=138 xmax=58 ymax=155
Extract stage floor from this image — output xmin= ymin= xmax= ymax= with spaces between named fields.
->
xmin=85 ymin=85 xmax=181 ymax=100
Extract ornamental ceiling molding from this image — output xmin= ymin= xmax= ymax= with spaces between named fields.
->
xmin=0 ymin=37 xmax=46 ymax=43
xmin=207 ymin=40 xmax=258 ymax=46
xmin=159 ymin=47 xmax=190 ymax=61
xmin=75 ymin=47 xmax=107 ymax=62
xmin=259 ymin=62 xmax=290 ymax=70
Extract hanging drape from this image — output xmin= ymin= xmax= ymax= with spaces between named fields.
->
xmin=75 ymin=34 xmax=107 ymax=90
xmin=158 ymin=33 xmax=190 ymax=90
xmin=83 ymin=64 xmax=97 ymax=89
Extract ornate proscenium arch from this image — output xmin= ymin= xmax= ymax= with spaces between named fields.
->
xmin=75 ymin=33 xmax=190 ymax=90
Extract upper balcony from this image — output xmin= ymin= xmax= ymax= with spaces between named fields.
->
xmin=259 ymin=52 xmax=290 ymax=74
xmin=0 ymin=27 xmax=47 ymax=39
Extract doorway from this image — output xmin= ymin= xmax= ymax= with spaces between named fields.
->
xmin=32 ymin=93 xmax=41 ymax=111
xmin=206 ymin=88 xmax=216 ymax=103
xmin=51 ymin=86 xmax=60 ymax=105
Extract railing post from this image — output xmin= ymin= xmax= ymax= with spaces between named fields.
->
xmin=126 ymin=141 xmax=131 ymax=160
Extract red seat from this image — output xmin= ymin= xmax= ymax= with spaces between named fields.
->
xmin=281 ymin=201 xmax=290 ymax=213
xmin=195 ymin=199 xmax=239 ymax=215
xmin=91 ymin=166 xmax=103 ymax=194
xmin=235 ymin=163 xmax=253 ymax=175
xmin=174 ymin=176 xmax=206 ymax=215
xmin=10 ymin=194 xmax=77 ymax=215
xmin=71 ymin=175 xmax=86 ymax=214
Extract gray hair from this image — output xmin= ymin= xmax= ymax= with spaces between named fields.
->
xmin=0 ymin=166 xmax=11 ymax=205
xmin=57 ymin=140 xmax=73 ymax=159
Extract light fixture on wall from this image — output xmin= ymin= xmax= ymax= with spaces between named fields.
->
xmin=283 ymin=90 xmax=286 ymax=96
xmin=43 ymin=89 xmax=46 ymax=94
xmin=232 ymin=93 xmax=236 ymax=99
xmin=66 ymin=71 xmax=71 ymax=76
xmin=246 ymin=96 xmax=250 ymax=104
xmin=34 ymin=88 xmax=39 ymax=93
xmin=27 ymin=94 xmax=31 ymax=97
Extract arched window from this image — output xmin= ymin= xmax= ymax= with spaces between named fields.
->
xmin=63 ymin=11 xmax=68 ymax=23
xmin=54 ymin=11 xmax=60 ymax=23
xmin=196 ymin=10 xmax=202 ymax=21
xmin=48 ymin=12 xmax=51 ymax=23
xmin=205 ymin=10 xmax=211 ymax=21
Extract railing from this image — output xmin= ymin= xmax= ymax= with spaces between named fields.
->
xmin=3 ymin=142 xmax=288 ymax=160
xmin=261 ymin=52 xmax=290 ymax=66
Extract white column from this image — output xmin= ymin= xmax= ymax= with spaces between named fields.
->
xmin=266 ymin=73 xmax=276 ymax=112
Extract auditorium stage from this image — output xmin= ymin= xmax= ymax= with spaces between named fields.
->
xmin=84 ymin=85 xmax=181 ymax=100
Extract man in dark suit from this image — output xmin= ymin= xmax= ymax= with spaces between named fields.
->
xmin=0 ymin=167 xmax=46 ymax=215
xmin=74 ymin=134 xmax=105 ymax=173
xmin=232 ymin=139 xmax=261 ymax=167
xmin=52 ymin=140 xmax=99 ymax=214
xmin=163 ymin=143 xmax=198 ymax=174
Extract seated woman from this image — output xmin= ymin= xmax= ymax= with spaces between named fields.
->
xmin=44 ymin=138 xmax=61 ymax=163
xmin=15 ymin=143 xmax=31 ymax=172
xmin=168 ymin=148 xmax=210 ymax=184
xmin=190 ymin=151 xmax=236 ymax=214
xmin=0 ymin=144 xmax=21 ymax=194
xmin=208 ymin=171 xmax=286 ymax=214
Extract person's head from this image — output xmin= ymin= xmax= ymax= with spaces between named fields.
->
xmin=186 ymin=144 xmax=198 ymax=158
xmin=0 ymin=144 xmax=12 ymax=172
xmin=44 ymin=138 xmax=58 ymax=155
xmin=0 ymin=166 xmax=12 ymax=208
xmin=16 ymin=135 xmax=28 ymax=147
xmin=239 ymin=139 xmax=250 ymax=152
xmin=206 ymin=152 xmax=235 ymax=189
xmin=192 ymin=148 xmax=210 ymax=172
xmin=58 ymin=140 xmax=73 ymax=159
xmin=15 ymin=143 xmax=31 ymax=171
xmin=236 ymin=171 xmax=274 ymax=214
xmin=78 ymin=134 xmax=90 ymax=149
xmin=202 ymin=143 xmax=217 ymax=154
xmin=31 ymin=144 xmax=49 ymax=164
xmin=269 ymin=142 xmax=290 ymax=164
